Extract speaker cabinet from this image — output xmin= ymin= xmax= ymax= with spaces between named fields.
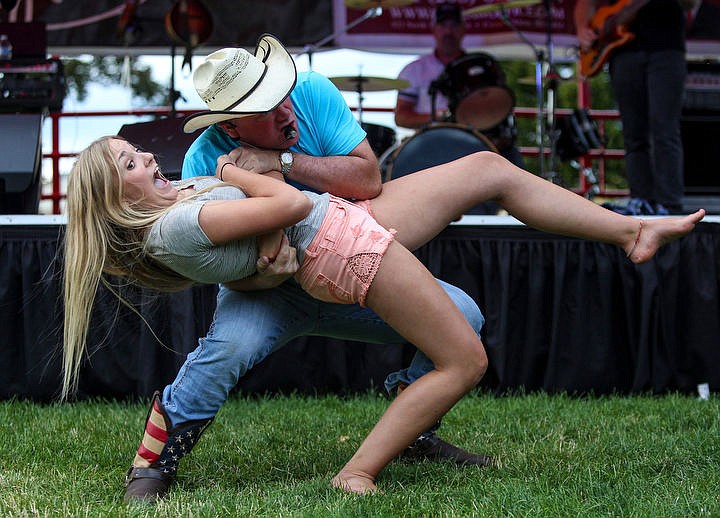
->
xmin=682 ymin=113 xmax=720 ymax=194
xmin=0 ymin=113 xmax=42 ymax=214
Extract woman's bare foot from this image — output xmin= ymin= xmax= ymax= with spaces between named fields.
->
xmin=627 ymin=209 xmax=705 ymax=263
xmin=331 ymin=469 xmax=379 ymax=495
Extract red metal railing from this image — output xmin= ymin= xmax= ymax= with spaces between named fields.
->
xmin=41 ymin=105 xmax=624 ymax=215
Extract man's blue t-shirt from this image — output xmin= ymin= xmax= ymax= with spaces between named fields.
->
xmin=181 ymin=71 xmax=366 ymax=193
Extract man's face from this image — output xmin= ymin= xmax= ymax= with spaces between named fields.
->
xmin=219 ymin=97 xmax=299 ymax=149
xmin=433 ymin=20 xmax=465 ymax=53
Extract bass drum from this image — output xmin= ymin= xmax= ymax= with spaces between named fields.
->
xmin=437 ymin=53 xmax=515 ymax=132
xmin=380 ymin=123 xmax=500 ymax=215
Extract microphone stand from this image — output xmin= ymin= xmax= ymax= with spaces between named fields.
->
xmin=498 ymin=3 xmax=562 ymax=184
xmin=299 ymin=7 xmax=382 ymax=70
xmin=497 ymin=6 xmax=547 ymax=180
xmin=428 ymin=78 xmax=443 ymax=124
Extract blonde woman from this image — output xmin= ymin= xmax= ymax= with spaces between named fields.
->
xmin=63 ymin=135 xmax=703 ymax=496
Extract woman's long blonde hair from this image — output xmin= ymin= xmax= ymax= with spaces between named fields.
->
xmin=61 ymin=136 xmax=193 ymax=400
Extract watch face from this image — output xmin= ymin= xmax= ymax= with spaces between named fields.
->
xmin=280 ymin=151 xmax=293 ymax=175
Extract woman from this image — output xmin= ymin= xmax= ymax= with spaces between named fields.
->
xmin=63 ymin=136 xmax=704 ymax=494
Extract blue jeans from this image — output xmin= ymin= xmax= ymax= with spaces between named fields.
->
xmin=163 ymin=279 xmax=485 ymax=424
xmin=609 ymin=49 xmax=686 ymax=209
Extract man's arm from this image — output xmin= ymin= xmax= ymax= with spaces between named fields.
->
xmin=395 ymin=97 xmax=437 ymax=129
xmin=231 ymin=139 xmax=382 ymax=200
xmin=288 ymin=139 xmax=381 ymax=199
xmin=574 ymin=0 xmax=599 ymax=50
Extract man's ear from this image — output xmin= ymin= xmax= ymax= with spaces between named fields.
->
xmin=218 ymin=121 xmax=240 ymax=138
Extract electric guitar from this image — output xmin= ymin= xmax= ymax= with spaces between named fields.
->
xmin=578 ymin=0 xmax=652 ymax=77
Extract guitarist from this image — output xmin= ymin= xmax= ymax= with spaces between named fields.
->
xmin=574 ymin=0 xmax=697 ymax=215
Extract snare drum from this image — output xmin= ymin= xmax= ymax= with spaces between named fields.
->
xmin=380 ymin=124 xmax=500 ymax=215
xmin=437 ymin=53 xmax=515 ymax=132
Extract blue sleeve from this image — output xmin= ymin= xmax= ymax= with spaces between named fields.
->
xmin=181 ymin=126 xmax=238 ymax=179
xmin=291 ymin=72 xmax=366 ymax=158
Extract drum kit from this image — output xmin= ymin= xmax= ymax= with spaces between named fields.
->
xmin=327 ymin=0 xmax=601 ymax=191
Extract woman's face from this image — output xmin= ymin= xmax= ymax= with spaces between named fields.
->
xmin=109 ymin=138 xmax=178 ymax=208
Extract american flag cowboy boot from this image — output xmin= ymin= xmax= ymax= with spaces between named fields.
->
xmin=123 ymin=391 xmax=212 ymax=503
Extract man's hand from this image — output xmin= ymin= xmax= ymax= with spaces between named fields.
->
xmin=256 ymin=232 xmax=298 ymax=278
xmin=222 ymin=233 xmax=299 ymax=291
xmin=230 ymin=146 xmax=281 ymax=175
xmin=577 ymin=26 xmax=598 ymax=52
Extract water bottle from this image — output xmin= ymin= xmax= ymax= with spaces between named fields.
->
xmin=0 ymin=34 xmax=12 ymax=61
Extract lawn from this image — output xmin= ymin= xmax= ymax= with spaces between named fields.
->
xmin=1 ymin=391 xmax=718 ymax=517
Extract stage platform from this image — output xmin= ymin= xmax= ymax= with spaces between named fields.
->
xmin=2 ymin=215 xmax=718 ymax=402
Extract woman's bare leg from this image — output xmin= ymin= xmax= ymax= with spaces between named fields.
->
xmin=370 ymin=151 xmax=704 ymax=262
xmin=331 ymin=242 xmax=488 ymax=494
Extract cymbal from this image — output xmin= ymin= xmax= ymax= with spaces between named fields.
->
xmin=330 ymin=75 xmax=410 ymax=92
xmin=463 ymin=0 xmax=541 ymax=15
xmin=344 ymin=0 xmax=416 ymax=8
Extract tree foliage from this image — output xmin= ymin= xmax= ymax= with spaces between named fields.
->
xmin=62 ymin=56 xmax=169 ymax=106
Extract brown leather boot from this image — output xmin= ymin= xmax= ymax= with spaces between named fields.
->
xmin=394 ymin=383 xmax=494 ymax=467
xmin=123 ymin=391 xmax=212 ymax=504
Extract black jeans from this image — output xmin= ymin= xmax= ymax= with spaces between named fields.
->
xmin=609 ymin=49 xmax=687 ymax=210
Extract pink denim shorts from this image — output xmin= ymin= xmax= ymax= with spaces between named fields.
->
xmin=295 ymin=195 xmax=396 ymax=307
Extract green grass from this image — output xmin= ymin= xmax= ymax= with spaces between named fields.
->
xmin=1 ymin=392 xmax=718 ymax=517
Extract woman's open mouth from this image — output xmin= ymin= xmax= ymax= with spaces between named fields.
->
xmin=153 ymin=166 xmax=169 ymax=187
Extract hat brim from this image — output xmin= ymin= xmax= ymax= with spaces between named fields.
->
xmin=182 ymin=34 xmax=297 ymax=133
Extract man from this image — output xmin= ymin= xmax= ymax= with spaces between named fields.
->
xmin=575 ymin=0 xmax=694 ymax=215
xmin=394 ymin=2 xmax=524 ymax=169
xmin=123 ymin=34 xmax=492 ymax=504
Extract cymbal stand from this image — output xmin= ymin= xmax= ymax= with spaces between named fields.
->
xmin=541 ymin=0 xmax=562 ymax=184
xmin=299 ymin=7 xmax=382 ymax=70
xmin=353 ymin=75 xmax=366 ymax=124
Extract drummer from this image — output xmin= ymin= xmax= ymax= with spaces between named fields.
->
xmin=393 ymin=2 xmax=524 ymax=168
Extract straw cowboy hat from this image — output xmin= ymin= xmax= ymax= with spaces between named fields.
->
xmin=182 ymin=34 xmax=297 ymax=133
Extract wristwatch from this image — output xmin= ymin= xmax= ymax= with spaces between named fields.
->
xmin=279 ymin=151 xmax=293 ymax=177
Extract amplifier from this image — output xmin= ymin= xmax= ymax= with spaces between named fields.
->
xmin=0 ymin=58 xmax=66 ymax=112
xmin=0 ymin=113 xmax=42 ymax=214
